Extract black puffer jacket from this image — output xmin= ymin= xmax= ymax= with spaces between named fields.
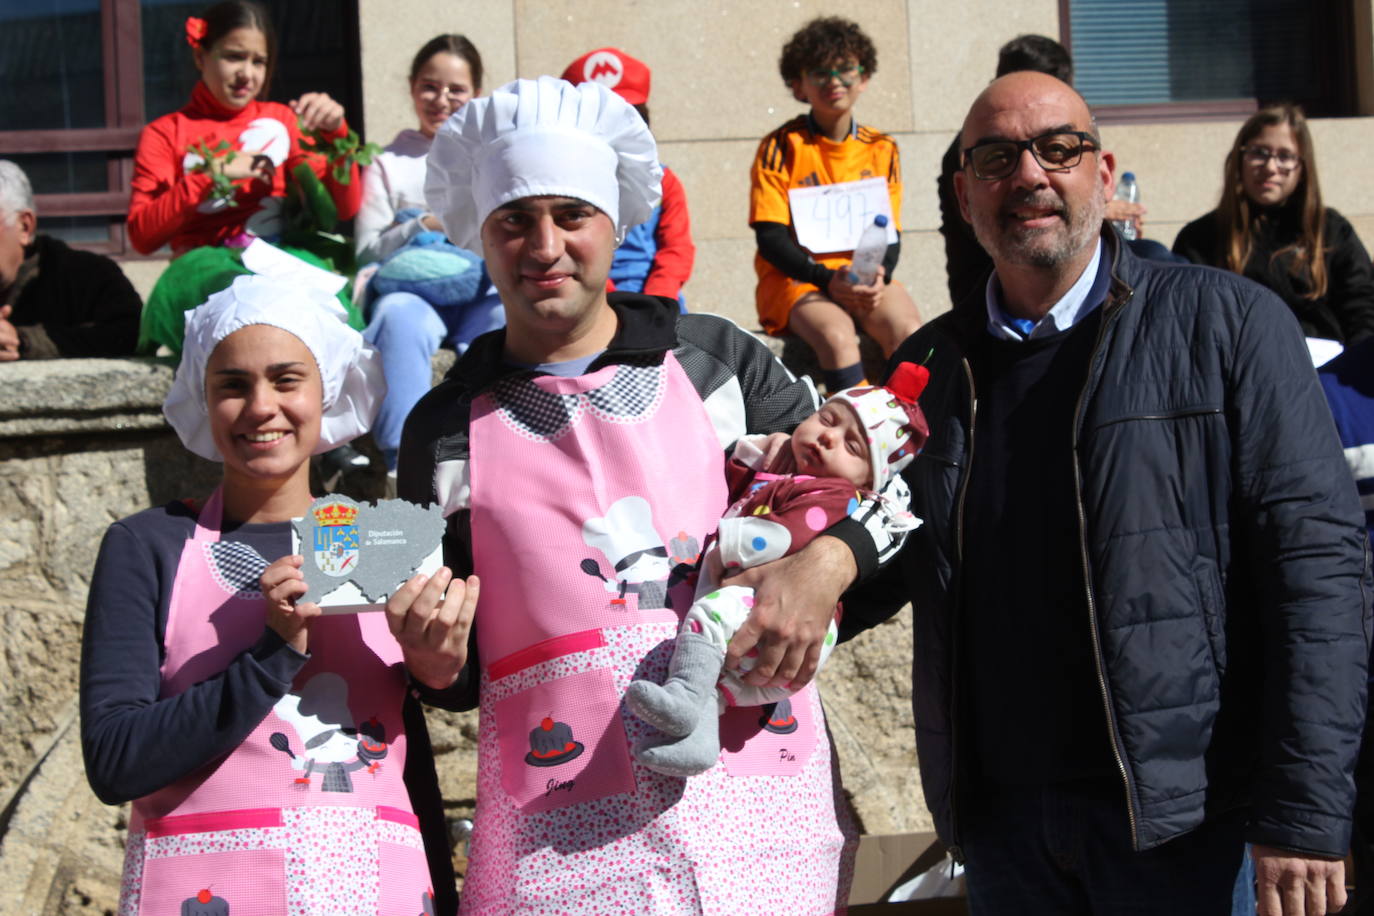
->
xmin=857 ymin=231 xmax=1371 ymax=858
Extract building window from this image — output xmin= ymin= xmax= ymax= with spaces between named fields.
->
xmin=1063 ymin=0 xmax=1357 ymax=122
xmin=0 ymin=0 xmax=362 ymax=255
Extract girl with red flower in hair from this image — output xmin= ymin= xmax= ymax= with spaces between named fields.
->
xmin=129 ymin=1 xmax=361 ymax=259
xmin=128 ymin=1 xmax=371 ymax=361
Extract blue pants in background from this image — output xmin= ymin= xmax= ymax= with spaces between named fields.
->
xmin=363 ymin=289 xmax=505 ymax=469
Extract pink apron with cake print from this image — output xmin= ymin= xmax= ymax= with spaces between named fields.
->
xmin=460 ymin=354 xmax=855 ymax=915
xmin=117 ymin=487 xmax=434 ymax=916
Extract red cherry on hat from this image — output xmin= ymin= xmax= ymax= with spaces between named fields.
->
xmin=541 ymin=716 xmax=555 ymax=731
xmin=198 ymin=889 xmax=213 ymax=903
xmin=888 ymin=362 xmax=929 ymax=401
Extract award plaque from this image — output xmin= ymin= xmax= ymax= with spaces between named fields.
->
xmin=291 ymin=496 xmax=445 ymax=614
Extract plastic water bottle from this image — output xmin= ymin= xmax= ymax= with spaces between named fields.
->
xmin=849 ymin=214 xmax=889 ymax=285
xmin=1112 ymin=172 xmax=1139 ymax=241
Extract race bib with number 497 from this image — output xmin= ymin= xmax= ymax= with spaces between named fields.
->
xmin=787 ymin=177 xmax=897 ymax=255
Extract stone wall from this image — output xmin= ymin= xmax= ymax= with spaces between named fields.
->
xmin=0 ymin=359 xmax=224 ymax=915
xmin=0 ymin=354 xmax=923 ymax=915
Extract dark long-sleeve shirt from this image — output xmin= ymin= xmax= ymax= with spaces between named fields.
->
xmin=1173 ymin=205 xmax=1374 ymax=345
xmin=80 ymin=502 xmax=305 ymax=804
xmin=753 ymin=220 xmax=900 ymax=291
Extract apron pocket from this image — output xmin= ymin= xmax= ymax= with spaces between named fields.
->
xmin=494 ymin=667 xmax=636 ymax=812
xmin=719 ymin=684 xmax=819 ymax=777
xmin=137 ymin=848 xmax=285 ymax=914
xmin=378 ymin=835 xmax=435 ymax=914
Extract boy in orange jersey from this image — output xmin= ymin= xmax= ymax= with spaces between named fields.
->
xmin=750 ymin=16 xmax=922 ymax=393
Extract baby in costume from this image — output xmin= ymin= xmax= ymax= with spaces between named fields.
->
xmin=627 ymin=362 xmax=930 ymax=775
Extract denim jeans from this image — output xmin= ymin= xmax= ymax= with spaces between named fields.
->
xmin=1231 ymin=847 xmax=1255 ymax=914
xmin=961 ymin=781 xmax=1250 ymax=915
xmin=362 ymin=290 xmax=505 ymax=468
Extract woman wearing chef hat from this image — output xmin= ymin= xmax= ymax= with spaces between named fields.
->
xmin=80 ymin=274 xmax=472 ymax=915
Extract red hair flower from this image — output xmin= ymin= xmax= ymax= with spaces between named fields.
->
xmin=185 ymin=16 xmax=207 ymax=48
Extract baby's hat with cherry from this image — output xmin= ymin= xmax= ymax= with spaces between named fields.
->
xmin=827 ymin=362 xmax=931 ymax=491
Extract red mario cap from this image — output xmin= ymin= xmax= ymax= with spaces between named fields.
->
xmin=561 ymin=48 xmax=651 ymax=106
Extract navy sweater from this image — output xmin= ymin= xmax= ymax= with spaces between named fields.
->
xmin=961 ymin=309 xmax=1114 ymax=786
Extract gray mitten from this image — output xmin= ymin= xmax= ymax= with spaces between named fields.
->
xmin=633 ymin=711 xmax=721 ymax=776
xmin=625 ymin=630 xmax=723 ymax=737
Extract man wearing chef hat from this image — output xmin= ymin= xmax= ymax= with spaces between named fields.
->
xmin=396 ymin=76 xmax=910 ymax=912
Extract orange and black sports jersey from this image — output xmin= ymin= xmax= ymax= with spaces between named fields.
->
xmin=749 ymin=115 xmax=903 ymax=233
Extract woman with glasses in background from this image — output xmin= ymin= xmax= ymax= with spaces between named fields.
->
xmin=353 ymin=34 xmax=504 ymax=482
xmin=1174 ymin=103 xmax=1374 ymax=346
xmin=355 ymin=34 xmax=482 ymax=265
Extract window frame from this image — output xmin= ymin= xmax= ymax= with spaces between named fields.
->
xmin=1 ymin=0 xmax=363 ymax=258
xmin=1057 ymin=0 xmax=1361 ymax=124
xmin=0 ymin=0 xmax=143 ymax=255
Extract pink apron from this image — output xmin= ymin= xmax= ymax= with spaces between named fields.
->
xmin=117 ymin=488 xmax=434 ymax=916
xmin=460 ymin=355 xmax=856 ymax=915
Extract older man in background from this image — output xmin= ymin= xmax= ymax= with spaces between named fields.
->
xmin=0 ymin=160 xmax=140 ymax=360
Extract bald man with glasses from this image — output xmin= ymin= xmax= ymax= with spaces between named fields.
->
xmin=848 ymin=71 xmax=1371 ymax=915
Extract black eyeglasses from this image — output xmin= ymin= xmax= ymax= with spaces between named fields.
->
xmin=962 ymin=131 xmax=1100 ymax=180
xmin=1241 ymin=146 xmax=1301 ymax=173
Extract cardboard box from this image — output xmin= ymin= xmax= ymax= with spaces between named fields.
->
xmin=847 ymin=832 xmax=968 ymax=915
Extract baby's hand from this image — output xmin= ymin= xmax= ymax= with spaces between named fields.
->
xmin=758 ymin=432 xmax=797 ymax=475
xmin=260 ymin=555 xmax=322 ymax=654
xmin=704 ymin=548 xmax=726 ymax=589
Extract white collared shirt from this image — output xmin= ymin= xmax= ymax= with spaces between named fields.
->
xmin=984 ymin=239 xmax=1105 ymax=341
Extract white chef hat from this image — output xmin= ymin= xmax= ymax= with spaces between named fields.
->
xmin=425 ymin=75 xmax=663 ymax=250
xmin=163 ymin=274 xmax=385 ymax=462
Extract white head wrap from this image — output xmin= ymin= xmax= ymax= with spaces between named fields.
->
xmin=425 ymin=76 xmax=662 ymax=250
xmin=163 ymin=274 xmax=385 ymax=462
